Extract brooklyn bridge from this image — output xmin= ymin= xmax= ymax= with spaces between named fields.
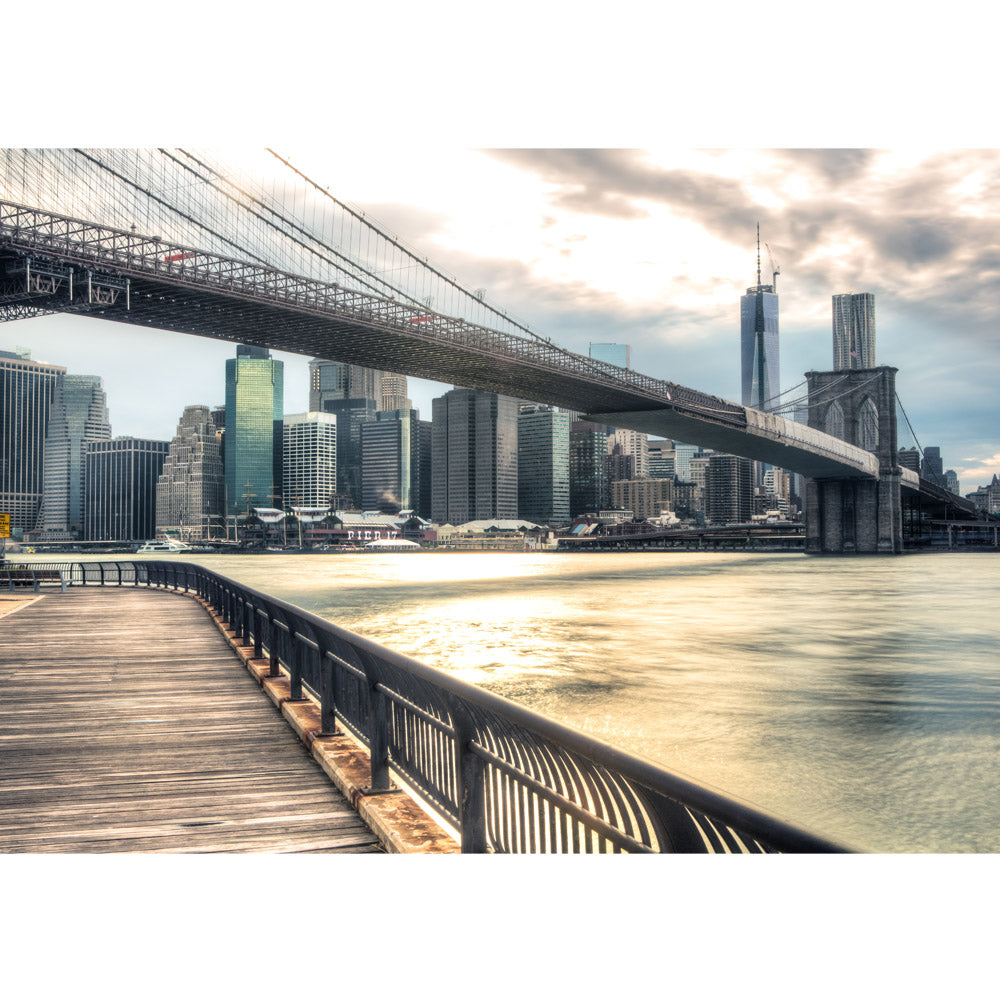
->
xmin=0 ymin=148 xmax=980 ymax=552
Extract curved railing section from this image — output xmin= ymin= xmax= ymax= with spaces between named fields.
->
xmin=7 ymin=559 xmax=852 ymax=854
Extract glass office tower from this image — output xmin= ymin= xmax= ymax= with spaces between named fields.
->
xmin=518 ymin=405 xmax=570 ymax=526
xmin=431 ymin=389 xmax=518 ymax=524
xmin=35 ymin=374 xmax=112 ymax=540
xmin=740 ymin=284 xmax=780 ymax=410
xmin=84 ymin=437 xmax=169 ymax=540
xmin=0 ymin=349 xmax=64 ymax=536
xmin=225 ymin=345 xmax=284 ymax=516
xmin=361 ymin=408 xmax=422 ymax=515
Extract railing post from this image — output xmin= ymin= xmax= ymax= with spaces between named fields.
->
xmin=449 ymin=699 xmax=488 ymax=853
xmin=361 ymin=652 xmax=392 ymax=791
xmin=289 ymin=632 xmax=303 ymax=701
xmin=318 ymin=644 xmax=337 ymax=734
xmin=253 ymin=606 xmax=262 ymax=659
xmin=268 ymin=615 xmax=281 ymax=678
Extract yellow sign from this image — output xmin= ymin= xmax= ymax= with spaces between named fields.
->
xmin=0 ymin=512 xmax=9 ymax=539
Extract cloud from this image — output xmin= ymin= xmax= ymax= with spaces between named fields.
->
xmin=770 ymin=149 xmax=876 ymax=186
xmin=956 ymin=454 xmax=1000 ymax=484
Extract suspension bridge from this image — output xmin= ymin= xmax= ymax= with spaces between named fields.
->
xmin=0 ymin=148 xmax=980 ymax=552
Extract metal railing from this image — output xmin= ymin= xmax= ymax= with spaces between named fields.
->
xmin=9 ymin=559 xmax=852 ymax=853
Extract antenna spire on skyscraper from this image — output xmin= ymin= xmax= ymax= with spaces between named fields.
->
xmin=756 ymin=222 xmax=762 ymax=288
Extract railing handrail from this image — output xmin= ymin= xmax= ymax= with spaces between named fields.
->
xmin=8 ymin=558 xmax=854 ymax=853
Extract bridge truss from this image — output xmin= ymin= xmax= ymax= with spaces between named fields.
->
xmin=0 ymin=147 xmax=956 ymax=488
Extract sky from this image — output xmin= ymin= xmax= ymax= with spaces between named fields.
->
xmin=3 ymin=146 xmax=998 ymax=490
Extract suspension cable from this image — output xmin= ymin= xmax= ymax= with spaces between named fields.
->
xmin=895 ymin=392 xmax=925 ymax=459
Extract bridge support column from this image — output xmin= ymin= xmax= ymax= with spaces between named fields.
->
xmin=805 ymin=475 xmax=902 ymax=554
xmin=804 ymin=366 xmax=903 ymax=555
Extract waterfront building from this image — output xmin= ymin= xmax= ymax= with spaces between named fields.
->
xmin=740 ymin=231 xmax=780 ymax=410
xmin=155 ymin=405 xmax=224 ymax=540
xmin=589 ymin=343 xmax=630 ymax=369
xmin=84 ymin=437 xmax=169 ymax=540
xmin=380 ymin=373 xmax=412 ymax=413
xmin=225 ymin=345 xmax=284 ymax=517
xmin=431 ymin=388 xmax=518 ymax=524
xmin=569 ymin=420 xmax=609 ymax=516
xmin=647 ymin=440 xmax=675 ymax=479
xmin=966 ymin=475 xmax=1000 ymax=514
xmin=517 ymin=404 xmax=570 ymax=526
xmin=832 ymin=293 xmax=876 ymax=370
xmin=705 ymin=453 xmax=754 ymax=525
xmin=361 ymin=408 xmax=422 ymax=515
xmin=611 ymin=478 xmax=675 ymax=520
xmin=33 ymin=373 xmax=111 ymax=541
xmin=283 ymin=411 xmax=337 ymax=509
xmin=0 ymin=348 xmax=65 ymax=537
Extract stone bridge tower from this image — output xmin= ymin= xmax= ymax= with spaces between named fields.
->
xmin=805 ymin=366 xmax=902 ymax=554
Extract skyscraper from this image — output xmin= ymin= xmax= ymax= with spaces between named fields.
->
xmin=34 ymin=374 xmax=111 ymax=540
xmin=309 ymin=359 xmax=382 ymax=410
xmin=705 ymin=453 xmax=754 ymax=525
xmin=608 ymin=427 xmax=648 ymax=479
xmin=361 ymin=408 xmax=422 ymax=515
xmin=283 ymin=411 xmax=337 ymax=508
xmin=740 ymin=228 xmax=780 ymax=410
xmin=832 ymin=293 xmax=876 ymax=370
xmin=0 ymin=348 xmax=64 ymax=536
xmin=84 ymin=437 xmax=169 ymax=540
xmin=156 ymin=405 xmax=224 ymax=539
xmin=920 ymin=446 xmax=947 ymax=488
xmin=431 ymin=389 xmax=518 ymax=524
xmin=569 ymin=420 xmax=609 ymax=516
xmin=647 ymin=440 xmax=676 ymax=479
xmin=225 ymin=345 xmax=284 ymax=516
xmin=380 ymin=373 xmax=412 ymax=413
xmin=517 ymin=404 xmax=570 ymax=526
xmin=309 ymin=359 xmax=378 ymax=508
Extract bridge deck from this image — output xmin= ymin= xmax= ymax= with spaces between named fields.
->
xmin=0 ymin=589 xmax=383 ymax=853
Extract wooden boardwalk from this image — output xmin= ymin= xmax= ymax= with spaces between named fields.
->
xmin=0 ymin=588 xmax=383 ymax=853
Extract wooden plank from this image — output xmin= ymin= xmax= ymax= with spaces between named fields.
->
xmin=0 ymin=588 xmax=382 ymax=854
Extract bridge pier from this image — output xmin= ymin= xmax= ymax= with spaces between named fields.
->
xmin=804 ymin=366 xmax=903 ymax=555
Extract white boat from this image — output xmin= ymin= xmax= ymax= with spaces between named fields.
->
xmin=136 ymin=539 xmax=192 ymax=553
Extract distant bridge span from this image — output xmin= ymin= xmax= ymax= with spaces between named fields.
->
xmin=0 ymin=200 xmax=879 ymax=481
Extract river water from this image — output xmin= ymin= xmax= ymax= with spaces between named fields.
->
xmin=159 ymin=549 xmax=999 ymax=854
xmin=15 ymin=549 xmax=1000 ymax=852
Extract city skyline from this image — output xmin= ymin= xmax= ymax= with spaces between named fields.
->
xmin=2 ymin=148 xmax=998 ymax=490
